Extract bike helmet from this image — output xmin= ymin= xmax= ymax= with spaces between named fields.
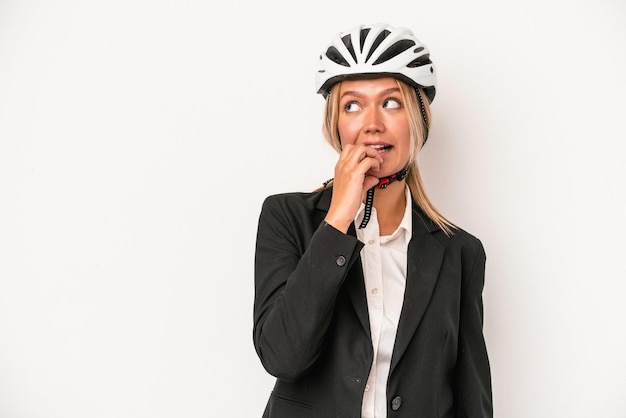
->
xmin=315 ymin=23 xmax=436 ymax=102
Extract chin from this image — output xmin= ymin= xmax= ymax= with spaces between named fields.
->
xmin=381 ymin=163 xmax=405 ymax=176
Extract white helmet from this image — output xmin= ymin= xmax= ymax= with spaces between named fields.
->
xmin=315 ymin=23 xmax=436 ymax=102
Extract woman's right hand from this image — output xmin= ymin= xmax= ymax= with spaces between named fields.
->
xmin=324 ymin=144 xmax=383 ymax=233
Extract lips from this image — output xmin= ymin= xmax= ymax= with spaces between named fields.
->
xmin=368 ymin=144 xmax=392 ymax=152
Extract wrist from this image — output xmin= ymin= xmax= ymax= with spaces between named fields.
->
xmin=323 ymin=214 xmax=352 ymax=234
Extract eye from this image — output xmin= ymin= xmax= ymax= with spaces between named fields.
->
xmin=383 ymin=98 xmax=401 ymax=109
xmin=344 ymin=101 xmax=361 ymax=112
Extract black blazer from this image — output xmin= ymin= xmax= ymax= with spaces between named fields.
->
xmin=253 ymin=188 xmax=492 ymax=417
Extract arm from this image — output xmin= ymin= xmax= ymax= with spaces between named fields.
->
xmin=454 ymin=241 xmax=493 ymax=417
xmin=253 ymin=195 xmax=363 ymax=381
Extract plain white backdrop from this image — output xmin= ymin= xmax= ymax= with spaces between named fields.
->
xmin=1 ymin=0 xmax=625 ymax=417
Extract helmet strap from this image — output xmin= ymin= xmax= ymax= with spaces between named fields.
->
xmin=416 ymin=88 xmax=429 ymax=144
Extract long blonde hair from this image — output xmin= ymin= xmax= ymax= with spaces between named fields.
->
xmin=320 ymin=79 xmax=455 ymax=235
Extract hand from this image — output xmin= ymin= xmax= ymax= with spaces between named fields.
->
xmin=324 ymin=144 xmax=383 ymax=233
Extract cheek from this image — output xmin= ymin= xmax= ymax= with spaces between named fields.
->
xmin=337 ymin=119 xmax=358 ymax=146
xmin=396 ymin=120 xmax=412 ymax=150
xmin=401 ymin=128 xmax=412 ymax=150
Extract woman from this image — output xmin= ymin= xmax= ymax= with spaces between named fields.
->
xmin=253 ymin=23 xmax=492 ymax=417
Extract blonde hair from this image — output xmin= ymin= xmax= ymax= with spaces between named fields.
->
xmin=320 ymin=79 xmax=456 ymax=235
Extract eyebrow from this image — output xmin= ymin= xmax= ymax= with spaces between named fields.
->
xmin=340 ymin=87 xmax=401 ymax=99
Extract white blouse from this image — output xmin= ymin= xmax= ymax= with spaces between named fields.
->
xmin=355 ymin=186 xmax=412 ymax=418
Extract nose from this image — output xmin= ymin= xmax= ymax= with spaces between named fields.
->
xmin=363 ymin=107 xmax=385 ymax=134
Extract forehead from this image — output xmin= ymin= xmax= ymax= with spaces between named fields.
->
xmin=339 ymin=77 xmax=399 ymax=96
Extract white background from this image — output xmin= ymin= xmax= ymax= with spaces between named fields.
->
xmin=1 ymin=0 xmax=625 ymax=417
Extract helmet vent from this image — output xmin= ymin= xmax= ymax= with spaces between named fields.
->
xmin=372 ymin=40 xmax=416 ymax=65
xmin=407 ymin=54 xmax=432 ymax=68
xmin=365 ymin=29 xmax=391 ymax=62
xmin=341 ymin=34 xmax=358 ymax=63
xmin=326 ymin=46 xmax=351 ymax=67
xmin=359 ymin=28 xmax=371 ymax=52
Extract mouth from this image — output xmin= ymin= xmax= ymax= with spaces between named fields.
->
xmin=368 ymin=144 xmax=393 ymax=153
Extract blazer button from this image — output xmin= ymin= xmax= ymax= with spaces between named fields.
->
xmin=336 ymin=255 xmax=346 ymax=267
xmin=391 ymin=396 xmax=402 ymax=411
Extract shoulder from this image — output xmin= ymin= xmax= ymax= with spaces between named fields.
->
xmin=261 ymin=188 xmax=332 ymax=216
xmin=411 ymin=201 xmax=485 ymax=262
xmin=445 ymin=225 xmax=483 ymax=250
xmin=257 ymin=189 xmax=332 ymax=234
xmin=436 ymin=225 xmax=486 ymax=269
xmin=411 ymin=203 xmax=484 ymax=256
xmin=256 ymin=189 xmax=335 ymax=248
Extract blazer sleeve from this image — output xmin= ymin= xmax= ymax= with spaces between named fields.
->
xmin=253 ymin=195 xmax=363 ymax=382
xmin=454 ymin=240 xmax=493 ymax=417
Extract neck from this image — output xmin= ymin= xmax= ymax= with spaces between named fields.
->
xmin=372 ymin=180 xmax=407 ymax=235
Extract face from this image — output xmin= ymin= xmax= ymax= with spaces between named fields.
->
xmin=337 ymin=77 xmax=411 ymax=177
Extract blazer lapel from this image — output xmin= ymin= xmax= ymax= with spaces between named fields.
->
xmin=389 ymin=205 xmax=445 ymax=374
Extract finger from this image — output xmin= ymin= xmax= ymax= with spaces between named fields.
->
xmin=356 ymin=157 xmax=380 ymax=175
xmin=345 ymin=146 xmax=384 ymax=168
xmin=335 ymin=152 xmax=381 ymax=182
xmin=340 ymin=143 xmax=381 ymax=160
xmin=363 ymin=175 xmax=380 ymax=190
